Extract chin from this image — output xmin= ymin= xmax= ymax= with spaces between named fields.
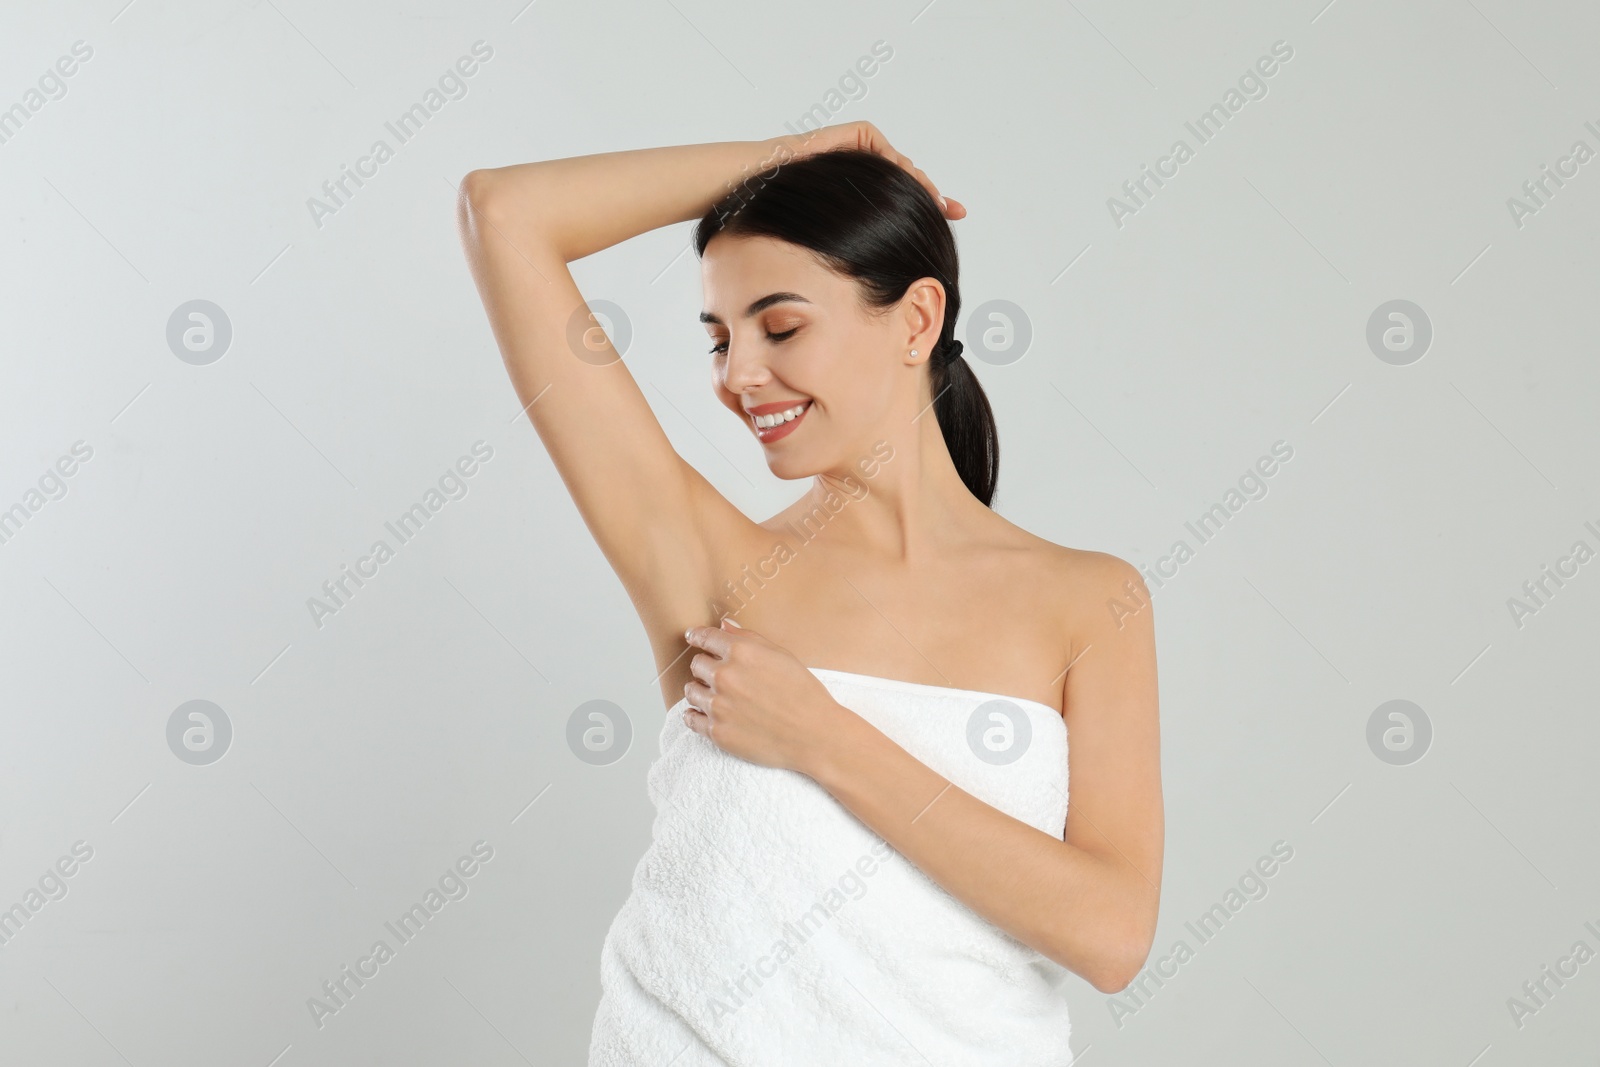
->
xmin=761 ymin=450 xmax=817 ymax=480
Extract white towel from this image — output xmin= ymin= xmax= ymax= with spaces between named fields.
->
xmin=587 ymin=666 xmax=1076 ymax=1066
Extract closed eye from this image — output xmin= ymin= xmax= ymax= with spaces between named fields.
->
xmin=708 ymin=327 xmax=800 ymax=355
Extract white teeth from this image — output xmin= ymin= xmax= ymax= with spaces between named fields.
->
xmin=754 ymin=402 xmax=807 ymax=429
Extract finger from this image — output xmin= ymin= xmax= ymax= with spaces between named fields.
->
xmin=683 ymin=678 xmax=715 ymax=714
xmin=880 ymin=146 xmax=950 ymax=219
xmin=689 ymin=651 xmax=717 ymax=687
xmin=720 ymin=615 xmax=772 ymax=653
xmin=851 ymin=120 xmax=883 ymax=153
xmin=857 ymin=126 xmax=901 ymax=166
xmin=842 ymin=125 xmax=961 ymax=219
xmin=682 ymin=706 xmax=708 ymax=735
xmin=723 ymin=614 xmax=777 ymax=655
xmin=685 ymin=624 xmax=733 ymax=660
xmin=904 ymin=166 xmax=948 ymax=214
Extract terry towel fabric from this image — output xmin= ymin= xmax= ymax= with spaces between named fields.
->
xmin=587 ymin=666 xmax=1075 ymax=1066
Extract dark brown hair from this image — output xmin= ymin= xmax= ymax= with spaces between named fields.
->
xmin=693 ymin=147 xmax=999 ymax=507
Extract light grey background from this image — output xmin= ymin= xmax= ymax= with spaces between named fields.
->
xmin=3 ymin=0 xmax=1597 ymax=1063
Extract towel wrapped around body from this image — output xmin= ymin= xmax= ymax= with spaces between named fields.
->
xmin=587 ymin=666 xmax=1075 ymax=1066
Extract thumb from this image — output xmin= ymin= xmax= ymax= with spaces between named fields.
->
xmin=720 ymin=616 xmax=743 ymax=631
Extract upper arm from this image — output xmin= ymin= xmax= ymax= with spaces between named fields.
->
xmin=1061 ymin=553 xmax=1164 ymax=941
xmin=456 ymin=170 xmax=750 ymax=610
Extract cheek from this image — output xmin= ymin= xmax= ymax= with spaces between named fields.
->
xmin=813 ymin=362 xmax=887 ymax=420
xmin=713 ymin=376 xmax=746 ymax=420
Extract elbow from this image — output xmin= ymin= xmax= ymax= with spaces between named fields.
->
xmin=1088 ymin=945 xmax=1151 ymax=995
xmin=1039 ymin=925 xmax=1153 ymax=995
xmin=1083 ymin=895 xmax=1161 ymax=995
xmin=457 ymin=169 xmax=516 ymax=256
xmin=456 ymin=168 xmax=557 ymax=257
xmin=458 ymin=169 xmax=498 ymax=222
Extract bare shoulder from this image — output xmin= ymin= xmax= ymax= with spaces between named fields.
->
xmin=1066 ymin=547 xmax=1148 ymax=607
xmin=999 ymin=520 xmax=1142 ymax=592
xmin=1002 ymin=526 xmax=1152 ymax=652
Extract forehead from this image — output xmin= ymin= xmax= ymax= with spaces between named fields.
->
xmin=699 ymin=234 xmax=849 ymax=319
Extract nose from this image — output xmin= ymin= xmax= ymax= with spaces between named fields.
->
xmin=719 ymin=336 xmax=771 ymax=395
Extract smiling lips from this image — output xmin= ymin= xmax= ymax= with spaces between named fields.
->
xmin=744 ymin=399 xmax=811 ymax=443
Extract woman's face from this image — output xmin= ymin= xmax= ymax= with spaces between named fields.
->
xmin=699 ymin=234 xmax=931 ymax=480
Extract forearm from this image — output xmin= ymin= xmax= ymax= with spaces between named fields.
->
xmin=464 ymin=135 xmax=799 ymax=262
xmin=809 ymin=704 xmax=1156 ymax=993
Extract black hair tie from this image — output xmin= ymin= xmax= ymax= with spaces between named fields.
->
xmin=939 ymin=339 xmax=965 ymax=364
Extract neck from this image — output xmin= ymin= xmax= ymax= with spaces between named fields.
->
xmin=807 ymin=405 xmax=984 ymax=564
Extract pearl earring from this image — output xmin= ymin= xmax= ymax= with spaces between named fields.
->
xmin=910 ymin=348 xmax=919 ymax=358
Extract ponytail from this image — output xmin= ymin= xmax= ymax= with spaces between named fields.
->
xmin=929 ymin=339 xmax=999 ymax=507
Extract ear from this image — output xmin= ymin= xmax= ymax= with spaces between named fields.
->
xmin=900 ymin=278 xmax=946 ymax=366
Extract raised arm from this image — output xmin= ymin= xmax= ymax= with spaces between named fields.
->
xmin=455 ymin=137 xmax=796 ymax=627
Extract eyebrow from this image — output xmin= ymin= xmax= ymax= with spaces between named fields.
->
xmin=699 ymin=292 xmax=811 ymax=326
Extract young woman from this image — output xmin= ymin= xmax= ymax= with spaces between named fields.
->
xmin=457 ymin=121 xmax=1162 ymax=1065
